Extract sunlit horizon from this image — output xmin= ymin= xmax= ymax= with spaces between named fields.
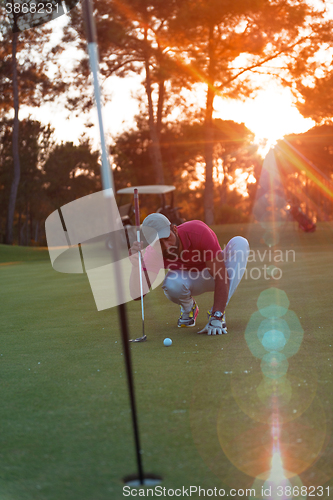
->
xmin=21 ymin=49 xmax=316 ymax=160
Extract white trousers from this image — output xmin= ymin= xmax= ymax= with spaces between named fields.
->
xmin=162 ymin=236 xmax=250 ymax=311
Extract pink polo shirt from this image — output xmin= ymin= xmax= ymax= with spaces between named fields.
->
xmin=143 ymin=220 xmax=222 ymax=273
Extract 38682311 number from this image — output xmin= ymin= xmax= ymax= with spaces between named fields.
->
xmin=5 ymin=2 xmax=60 ymax=15
xmin=276 ymin=485 xmax=330 ymax=496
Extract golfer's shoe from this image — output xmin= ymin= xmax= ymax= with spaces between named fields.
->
xmin=177 ymin=301 xmax=199 ymax=328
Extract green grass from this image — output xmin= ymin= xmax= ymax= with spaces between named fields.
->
xmin=0 ymin=244 xmax=50 ymax=264
xmin=1 ymin=222 xmax=333 ymax=499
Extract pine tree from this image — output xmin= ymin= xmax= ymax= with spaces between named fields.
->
xmin=168 ymin=0 xmax=333 ymax=223
xmin=0 ymin=5 xmax=69 ymax=243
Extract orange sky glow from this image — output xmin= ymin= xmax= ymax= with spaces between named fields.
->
xmin=27 ymin=73 xmax=315 ymax=158
xmin=23 ymin=11 xmax=323 ymax=179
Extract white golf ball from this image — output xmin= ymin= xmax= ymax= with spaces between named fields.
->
xmin=163 ymin=338 xmax=172 ymax=347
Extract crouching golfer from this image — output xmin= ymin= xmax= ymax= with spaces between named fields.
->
xmin=129 ymin=214 xmax=249 ymax=335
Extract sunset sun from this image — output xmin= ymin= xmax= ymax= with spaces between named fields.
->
xmin=214 ymin=85 xmax=315 ymax=157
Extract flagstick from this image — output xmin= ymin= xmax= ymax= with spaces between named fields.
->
xmin=134 ymin=189 xmax=145 ymax=339
xmin=82 ymin=0 xmax=144 ymax=485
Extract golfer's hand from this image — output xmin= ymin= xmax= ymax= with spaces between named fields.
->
xmin=129 ymin=241 xmax=143 ymax=266
xmin=198 ymin=318 xmax=227 ymax=335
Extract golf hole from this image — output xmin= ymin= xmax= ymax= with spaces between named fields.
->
xmin=123 ymin=473 xmax=163 ymax=487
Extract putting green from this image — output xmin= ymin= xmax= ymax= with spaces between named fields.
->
xmin=1 ymin=222 xmax=333 ymax=499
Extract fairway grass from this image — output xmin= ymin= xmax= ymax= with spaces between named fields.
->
xmin=1 ymin=222 xmax=333 ymax=499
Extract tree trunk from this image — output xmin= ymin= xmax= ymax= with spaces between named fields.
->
xmin=34 ymin=220 xmax=39 ymax=244
xmin=156 ymin=79 xmax=165 ymax=139
xmin=20 ymin=220 xmax=26 ymax=246
xmin=6 ymin=32 xmax=21 ymax=245
xmin=220 ymin=162 xmax=228 ymax=205
xmin=144 ymin=28 xmax=165 ymax=185
xmin=204 ymin=25 xmax=215 ymax=225
xmin=18 ymin=210 xmax=21 ymax=245
xmin=26 ymin=202 xmax=30 ymax=245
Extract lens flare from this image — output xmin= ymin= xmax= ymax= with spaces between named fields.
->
xmin=257 ymin=288 xmax=290 ymax=318
xmin=261 ymin=329 xmax=287 ymax=352
xmin=231 ymin=356 xmax=317 ymax=424
xmin=190 ymin=148 xmax=331 ymax=490
xmin=261 ymin=352 xmax=289 ymax=380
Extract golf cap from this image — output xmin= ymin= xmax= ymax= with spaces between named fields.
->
xmin=142 ymin=213 xmax=171 ymax=243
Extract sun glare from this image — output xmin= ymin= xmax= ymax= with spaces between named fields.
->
xmin=214 ymin=86 xmax=315 ymax=157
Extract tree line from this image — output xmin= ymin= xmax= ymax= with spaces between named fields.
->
xmin=1 ymin=0 xmax=333 ymax=245
xmin=276 ymin=125 xmax=333 ymax=222
xmin=1 ymin=114 xmax=333 ymax=246
xmin=0 ymin=118 xmax=101 ymax=245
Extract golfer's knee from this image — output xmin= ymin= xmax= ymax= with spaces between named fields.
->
xmin=227 ymin=236 xmax=249 ymax=263
xmin=237 ymin=236 xmax=250 ymax=256
xmin=162 ymin=275 xmax=186 ymax=301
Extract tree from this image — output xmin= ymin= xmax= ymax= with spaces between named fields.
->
xmin=6 ymin=28 xmax=21 ymax=245
xmin=64 ymin=0 xmax=333 ymax=224
xmin=0 ymin=116 xmax=101 ymax=244
xmin=43 ymin=141 xmax=101 ymax=210
xmin=295 ymin=74 xmax=333 ymax=124
xmin=112 ymin=117 xmax=261 ymax=221
xmin=66 ymin=0 xmax=187 ymax=185
xmin=167 ymin=0 xmax=333 ymax=223
xmin=275 ymin=125 xmax=333 ymax=221
xmin=0 ymin=118 xmax=54 ymax=244
xmin=16 ymin=120 xmax=54 ymax=244
xmin=0 ymin=3 xmax=70 ymax=243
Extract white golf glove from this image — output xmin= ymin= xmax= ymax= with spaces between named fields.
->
xmin=198 ymin=310 xmax=227 ymax=335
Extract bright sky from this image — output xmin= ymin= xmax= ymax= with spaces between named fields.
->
xmin=22 ymin=14 xmax=315 ymax=158
xmin=26 ymin=75 xmax=314 ymax=159
xmin=25 ymin=74 xmax=142 ymax=144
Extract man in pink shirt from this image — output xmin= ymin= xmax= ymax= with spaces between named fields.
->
xmin=129 ymin=214 xmax=249 ymax=335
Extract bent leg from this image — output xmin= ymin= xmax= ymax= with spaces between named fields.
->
xmin=162 ymin=236 xmax=249 ymax=311
xmin=162 ymin=268 xmax=215 ymax=311
xmin=222 ymin=236 xmax=249 ymax=305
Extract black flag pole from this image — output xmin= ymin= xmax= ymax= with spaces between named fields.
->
xmin=81 ymin=0 xmax=145 ymax=484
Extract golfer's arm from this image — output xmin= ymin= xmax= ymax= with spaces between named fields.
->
xmin=206 ymin=258 xmax=229 ymax=313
